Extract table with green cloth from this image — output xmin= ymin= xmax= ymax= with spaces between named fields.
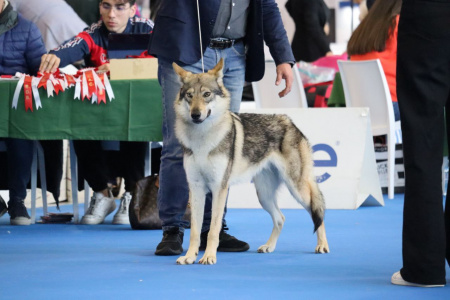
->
xmin=0 ymin=79 xmax=163 ymax=141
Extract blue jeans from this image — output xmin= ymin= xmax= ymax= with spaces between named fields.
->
xmin=157 ymin=41 xmax=246 ymax=233
xmin=392 ymin=101 xmax=400 ymax=121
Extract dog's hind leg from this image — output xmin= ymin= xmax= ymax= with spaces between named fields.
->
xmin=198 ymin=186 xmax=229 ymax=265
xmin=302 ymin=172 xmax=329 ymax=254
xmin=176 ymin=187 xmax=206 ymax=265
xmin=283 ymin=142 xmax=330 ymax=254
xmin=253 ymin=168 xmax=285 ymax=253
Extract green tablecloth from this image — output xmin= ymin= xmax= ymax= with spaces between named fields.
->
xmin=0 ymin=79 xmax=162 ymax=141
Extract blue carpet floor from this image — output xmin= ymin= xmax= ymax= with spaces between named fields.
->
xmin=0 ymin=194 xmax=449 ymax=300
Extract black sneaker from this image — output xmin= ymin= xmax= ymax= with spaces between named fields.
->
xmin=200 ymin=227 xmax=249 ymax=252
xmin=155 ymin=228 xmax=184 ymax=256
xmin=8 ymin=200 xmax=31 ymax=226
xmin=0 ymin=196 xmax=7 ymax=218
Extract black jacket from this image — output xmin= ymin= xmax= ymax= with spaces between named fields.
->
xmin=285 ymin=0 xmax=331 ymax=62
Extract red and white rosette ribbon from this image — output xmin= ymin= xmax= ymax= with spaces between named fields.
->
xmin=73 ymin=68 xmax=114 ymax=103
xmin=102 ymin=72 xmax=114 ymax=102
xmin=31 ymin=77 xmax=42 ymax=109
xmin=23 ymin=75 xmax=33 ymax=111
xmin=64 ymin=74 xmax=77 ymax=88
xmin=12 ymin=72 xmax=41 ymax=111
xmin=12 ymin=72 xmax=26 ymax=109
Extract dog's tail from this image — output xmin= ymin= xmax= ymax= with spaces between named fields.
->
xmin=299 ymin=138 xmax=325 ymax=233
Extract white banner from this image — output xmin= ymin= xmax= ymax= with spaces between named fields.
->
xmin=228 ymin=107 xmax=384 ymax=209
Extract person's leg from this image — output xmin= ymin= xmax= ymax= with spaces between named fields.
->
xmin=5 ymin=138 xmax=34 ymax=225
xmin=154 ymin=56 xmax=193 ymax=254
xmin=119 ymin=141 xmax=147 ymax=192
xmin=39 ymin=140 xmax=63 ymax=203
xmin=112 ymin=141 xmax=147 ymax=225
xmin=197 ymin=41 xmax=246 ymax=231
xmin=396 ymin=0 xmax=450 ymax=285
xmin=73 ymin=140 xmax=110 ymax=192
xmin=73 ymin=140 xmax=116 ymax=224
xmin=156 ymin=56 xmax=191 ymax=234
xmin=182 ymin=43 xmax=249 ymax=251
xmin=392 ymin=101 xmax=400 ymax=121
xmin=446 ymin=104 xmax=450 ymax=268
xmin=6 ymin=138 xmax=34 ymax=202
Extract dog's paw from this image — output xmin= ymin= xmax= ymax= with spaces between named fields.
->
xmin=198 ymin=255 xmax=217 ymax=265
xmin=176 ymin=255 xmax=197 ymax=265
xmin=257 ymin=244 xmax=275 ymax=253
xmin=315 ymin=243 xmax=330 ymax=254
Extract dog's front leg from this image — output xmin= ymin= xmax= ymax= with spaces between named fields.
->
xmin=176 ymin=188 xmax=205 ymax=265
xmin=315 ymin=222 xmax=330 ymax=254
xmin=198 ymin=186 xmax=228 ymax=265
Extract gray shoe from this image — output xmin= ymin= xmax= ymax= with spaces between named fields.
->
xmin=112 ymin=192 xmax=132 ymax=225
xmin=81 ymin=192 xmax=116 ymax=225
xmin=8 ymin=199 xmax=31 ymax=226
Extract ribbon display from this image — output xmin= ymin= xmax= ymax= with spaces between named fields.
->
xmin=11 ymin=68 xmax=115 ymax=112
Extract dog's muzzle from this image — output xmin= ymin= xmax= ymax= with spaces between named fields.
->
xmin=209 ymin=38 xmax=242 ymax=50
xmin=191 ymin=110 xmax=211 ymax=124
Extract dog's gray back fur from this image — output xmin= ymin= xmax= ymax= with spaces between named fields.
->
xmin=237 ymin=113 xmax=306 ymax=164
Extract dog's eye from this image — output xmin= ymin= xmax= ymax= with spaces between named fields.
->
xmin=186 ymin=92 xmax=193 ymax=98
xmin=203 ymin=92 xmax=211 ymax=98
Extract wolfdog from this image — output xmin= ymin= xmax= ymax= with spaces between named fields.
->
xmin=173 ymin=59 xmax=329 ymax=265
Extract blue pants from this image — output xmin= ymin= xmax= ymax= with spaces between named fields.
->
xmin=157 ymin=42 xmax=246 ymax=232
xmin=5 ymin=138 xmax=35 ymax=202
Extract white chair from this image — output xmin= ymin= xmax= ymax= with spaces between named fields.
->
xmin=338 ymin=59 xmax=397 ymax=199
xmin=251 ymin=60 xmax=308 ymax=108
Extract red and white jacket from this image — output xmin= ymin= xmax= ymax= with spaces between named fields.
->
xmin=50 ymin=17 xmax=153 ymax=68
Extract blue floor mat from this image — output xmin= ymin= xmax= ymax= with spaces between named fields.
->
xmin=0 ymin=194 xmax=448 ymax=299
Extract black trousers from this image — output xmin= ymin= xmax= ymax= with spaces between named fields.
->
xmin=397 ymin=0 xmax=450 ymax=285
xmin=73 ymin=140 xmax=146 ymax=193
xmin=3 ymin=139 xmax=63 ymax=202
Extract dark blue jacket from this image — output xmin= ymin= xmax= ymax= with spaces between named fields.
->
xmin=147 ymin=0 xmax=295 ymax=82
xmin=0 ymin=8 xmax=46 ymax=76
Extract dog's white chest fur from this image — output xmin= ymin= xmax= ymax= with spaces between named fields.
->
xmin=178 ymin=115 xmax=237 ymax=187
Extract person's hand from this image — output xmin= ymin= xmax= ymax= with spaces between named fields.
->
xmin=275 ymin=63 xmax=293 ymax=98
xmin=324 ymin=23 xmax=330 ymax=36
xmin=40 ymin=54 xmax=61 ymax=73
xmin=97 ymin=63 xmax=110 ymax=73
xmin=325 ymin=51 xmax=334 ymax=57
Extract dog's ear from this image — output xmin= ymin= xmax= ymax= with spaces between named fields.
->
xmin=208 ymin=58 xmax=224 ymax=79
xmin=173 ymin=62 xmax=192 ymax=80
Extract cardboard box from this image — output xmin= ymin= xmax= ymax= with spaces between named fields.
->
xmin=109 ymin=58 xmax=158 ymax=80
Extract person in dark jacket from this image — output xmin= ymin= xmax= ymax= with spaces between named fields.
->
xmin=285 ymin=0 xmax=333 ymax=62
xmin=0 ymin=0 xmax=63 ymax=225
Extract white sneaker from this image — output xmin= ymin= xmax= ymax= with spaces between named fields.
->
xmin=391 ymin=271 xmax=445 ymax=287
xmin=81 ymin=192 xmax=116 ymax=225
xmin=112 ymin=192 xmax=132 ymax=225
